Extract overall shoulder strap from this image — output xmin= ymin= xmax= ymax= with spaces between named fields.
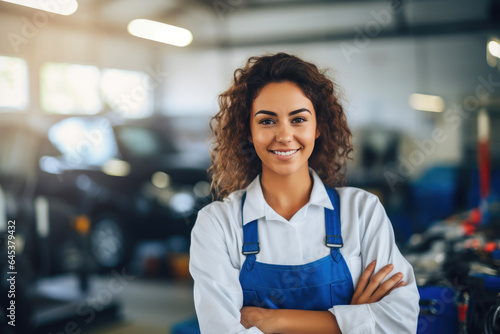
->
xmin=241 ymin=192 xmax=259 ymax=256
xmin=324 ymin=187 xmax=343 ymax=262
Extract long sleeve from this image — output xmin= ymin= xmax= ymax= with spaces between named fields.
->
xmin=189 ymin=210 xmax=264 ymax=334
xmin=330 ymin=195 xmax=420 ymax=334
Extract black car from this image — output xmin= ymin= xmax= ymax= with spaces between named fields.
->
xmin=0 ymin=116 xmax=89 ymax=276
xmin=43 ymin=114 xmax=212 ymax=270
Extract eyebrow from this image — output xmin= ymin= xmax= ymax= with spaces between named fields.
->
xmin=254 ymin=108 xmax=311 ymax=117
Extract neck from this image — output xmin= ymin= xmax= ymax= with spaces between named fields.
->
xmin=260 ymin=165 xmax=313 ymax=215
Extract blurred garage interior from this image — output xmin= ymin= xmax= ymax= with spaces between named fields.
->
xmin=1 ymin=0 xmax=500 ymax=333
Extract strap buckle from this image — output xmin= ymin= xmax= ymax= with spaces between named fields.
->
xmin=325 ymin=235 xmax=343 ymax=248
xmin=242 ymin=242 xmax=260 ymax=255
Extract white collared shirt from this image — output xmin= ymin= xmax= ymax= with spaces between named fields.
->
xmin=189 ymin=167 xmax=420 ymax=334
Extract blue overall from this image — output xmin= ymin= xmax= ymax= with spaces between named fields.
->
xmin=239 ymin=187 xmax=354 ymax=310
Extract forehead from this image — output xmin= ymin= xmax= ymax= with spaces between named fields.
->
xmin=252 ymin=81 xmax=314 ymax=113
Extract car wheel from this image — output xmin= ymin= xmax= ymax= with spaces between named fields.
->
xmin=89 ymin=213 xmax=133 ymax=270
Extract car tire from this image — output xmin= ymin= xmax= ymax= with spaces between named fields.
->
xmin=88 ymin=213 xmax=134 ymax=271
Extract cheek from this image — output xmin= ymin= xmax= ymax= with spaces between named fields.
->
xmin=252 ymin=131 xmax=273 ymax=148
xmin=298 ymin=126 xmax=318 ymax=143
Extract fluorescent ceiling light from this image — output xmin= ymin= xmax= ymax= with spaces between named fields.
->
xmin=488 ymin=40 xmax=500 ymax=59
xmin=409 ymin=93 xmax=445 ymax=113
xmin=0 ymin=0 xmax=78 ymax=15
xmin=127 ymin=19 xmax=193 ymax=47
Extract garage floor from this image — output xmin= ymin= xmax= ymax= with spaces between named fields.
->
xmin=87 ymin=276 xmax=196 ymax=334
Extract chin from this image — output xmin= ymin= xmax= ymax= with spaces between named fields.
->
xmin=263 ymin=162 xmax=306 ymax=177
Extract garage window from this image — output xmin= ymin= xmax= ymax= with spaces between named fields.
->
xmin=40 ymin=63 xmax=101 ymax=115
xmin=0 ymin=56 xmax=29 ymax=112
xmin=101 ymin=68 xmax=153 ymax=118
xmin=40 ymin=63 xmax=153 ymax=117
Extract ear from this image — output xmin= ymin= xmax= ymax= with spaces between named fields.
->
xmin=248 ymin=135 xmax=253 ymax=144
xmin=315 ymin=129 xmax=320 ymax=139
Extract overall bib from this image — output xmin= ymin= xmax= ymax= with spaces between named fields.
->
xmin=239 ymin=187 xmax=355 ymax=310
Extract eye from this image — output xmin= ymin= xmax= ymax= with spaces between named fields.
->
xmin=292 ymin=117 xmax=307 ymax=123
xmin=258 ymin=119 xmax=275 ymax=125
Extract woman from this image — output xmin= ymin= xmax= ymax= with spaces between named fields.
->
xmin=189 ymin=53 xmax=419 ymax=333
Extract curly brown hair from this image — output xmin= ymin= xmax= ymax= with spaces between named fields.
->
xmin=208 ymin=52 xmax=353 ymax=200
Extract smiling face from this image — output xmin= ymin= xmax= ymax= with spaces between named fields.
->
xmin=249 ymin=81 xmax=320 ymax=178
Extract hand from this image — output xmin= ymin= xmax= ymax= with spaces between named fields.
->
xmin=350 ymin=260 xmax=406 ymax=305
xmin=240 ymin=306 xmax=275 ymax=333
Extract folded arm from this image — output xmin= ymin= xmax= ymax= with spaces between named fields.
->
xmin=330 ymin=196 xmax=419 ymax=334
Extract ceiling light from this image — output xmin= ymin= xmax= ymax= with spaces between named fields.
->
xmin=409 ymin=93 xmax=445 ymax=113
xmin=127 ymin=19 xmax=193 ymax=47
xmin=1 ymin=0 xmax=78 ymax=15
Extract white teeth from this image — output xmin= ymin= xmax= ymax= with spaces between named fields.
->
xmin=272 ymin=149 xmax=298 ymax=156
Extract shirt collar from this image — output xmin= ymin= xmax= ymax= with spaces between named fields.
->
xmin=241 ymin=167 xmax=333 ymax=226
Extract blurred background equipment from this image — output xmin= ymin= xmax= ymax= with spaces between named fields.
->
xmin=1 ymin=0 xmax=500 ymax=332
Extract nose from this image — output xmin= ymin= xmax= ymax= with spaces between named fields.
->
xmin=275 ymin=123 xmax=293 ymax=143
